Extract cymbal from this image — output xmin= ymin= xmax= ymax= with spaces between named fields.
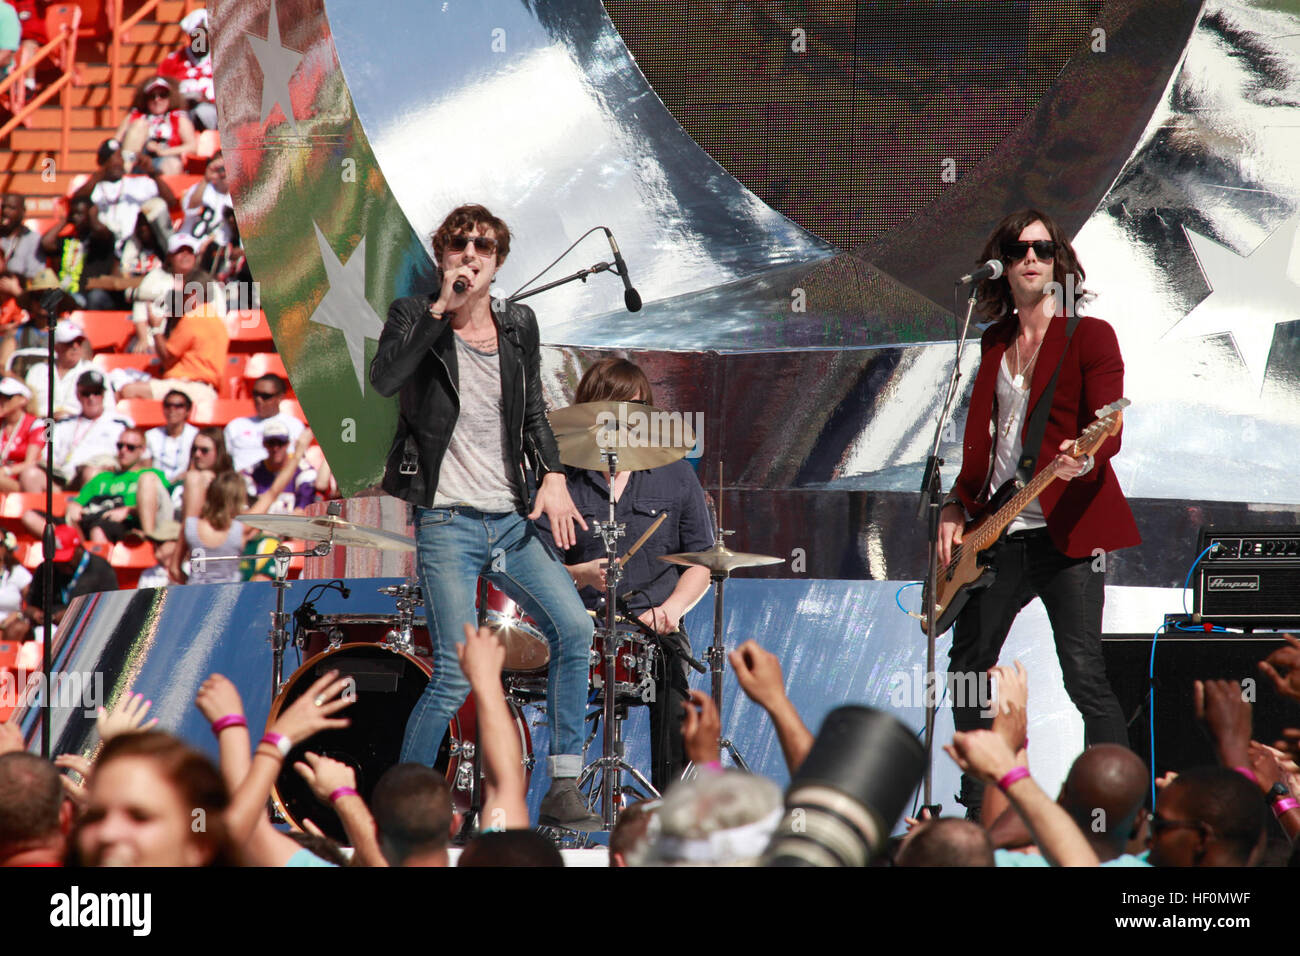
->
xmin=240 ymin=514 xmax=416 ymax=551
xmin=659 ymin=542 xmax=784 ymax=573
xmin=548 ymin=400 xmax=694 ymax=472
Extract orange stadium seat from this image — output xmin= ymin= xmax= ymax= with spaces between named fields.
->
xmin=24 ymin=538 xmax=110 ymax=567
xmin=0 ymin=493 xmax=68 ymax=529
xmin=118 ymin=399 xmax=167 ymax=430
xmin=108 ymin=541 xmax=156 ymax=588
xmin=223 ymin=354 xmax=248 ymax=399
xmin=278 ymin=398 xmax=307 ymax=426
xmin=160 ymin=174 xmax=202 ymax=212
xmin=226 ymin=310 xmax=273 ymax=351
xmin=191 ymin=399 xmax=255 ymax=427
xmin=94 ymin=353 xmax=160 ymax=376
xmin=70 ymin=310 xmax=134 ymax=352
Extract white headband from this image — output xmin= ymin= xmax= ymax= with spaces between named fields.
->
xmin=647 ymin=807 xmax=782 ymax=864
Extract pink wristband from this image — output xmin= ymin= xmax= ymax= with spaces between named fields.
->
xmin=997 ymin=766 xmax=1031 ymax=793
xmin=210 ymin=715 xmax=247 ymax=735
xmin=702 ymin=761 xmax=723 ymax=773
xmin=1233 ymin=766 xmax=1259 ymax=784
xmin=329 ymin=786 xmax=359 ymax=804
xmin=1273 ymin=797 xmax=1299 ymax=818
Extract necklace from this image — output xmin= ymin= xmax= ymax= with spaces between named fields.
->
xmin=1011 ymin=334 xmax=1045 ymax=390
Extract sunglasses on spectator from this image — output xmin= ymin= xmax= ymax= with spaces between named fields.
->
xmin=447 ymin=235 xmax=498 ymax=254
xmin=193 ymin=445 xmax=214 ymax=455
xmin=76 ymin=390 xmax=103 ymax=399
xmin=264 ymin=438 xmax=289 ymax=446
xmin=117 ymin=442 xmax=142 ymax=451
xmin=148 ymin=90 xmax=170 ymax=100
xmin=1003 ymin=240 xmax=1056 ymax=261
xmin=163 ymin=401 xmax=189 ymax=410
xmin=253 ymin=390 xmax=280 ymax=401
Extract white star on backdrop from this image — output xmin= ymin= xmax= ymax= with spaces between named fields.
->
xmin=1162 ymin=216 xmax=1300 ymax=392
xmin=246 ymin=0 xmax=303 ymax=132
xmin=308 ymin=222 xmax=385 ymax=393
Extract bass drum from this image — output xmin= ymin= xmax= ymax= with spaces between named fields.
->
xmin=268 ymin=643 xmax=533 ymax=844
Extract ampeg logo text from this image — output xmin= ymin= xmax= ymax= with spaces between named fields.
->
xmin=1207 ymin=576 xmax=1260 ymax=592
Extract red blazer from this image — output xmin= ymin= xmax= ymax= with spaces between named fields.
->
xmin=951 ymin=314 xmax=1140 ymax=558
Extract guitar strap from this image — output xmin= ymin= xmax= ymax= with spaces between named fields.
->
xmin=1013 ymin=313 xmax=1082 ymax=488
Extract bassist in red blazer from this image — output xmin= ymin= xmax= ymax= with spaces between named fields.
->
xmin=937 ymin=209 xmax=1140 ymax=817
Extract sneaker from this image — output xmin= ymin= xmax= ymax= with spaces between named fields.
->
xmin=538 ymin=779 xmax=603 ymax=831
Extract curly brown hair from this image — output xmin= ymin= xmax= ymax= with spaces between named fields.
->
xmin=430 ymin=204 xmax=511 ymax=266
xmin=973 ymin=208 xmax=1087 ymax=324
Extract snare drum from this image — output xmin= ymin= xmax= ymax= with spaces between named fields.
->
xmin=268 ymin=642 xmax=533 ymax=842
xmin=589 ymin=613 xmax=657 ymax=705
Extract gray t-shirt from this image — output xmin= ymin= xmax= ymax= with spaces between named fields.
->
xmin=432 ymin=334 xmax=522 ymax=513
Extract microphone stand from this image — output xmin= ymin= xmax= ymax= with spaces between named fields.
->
xmin=506 ymin=262 xmax=613 ymax=305
xmin=915 ymin=281 xmax=981 ymax=815
xmin=38 ymin=290 xmax=63 ymax=760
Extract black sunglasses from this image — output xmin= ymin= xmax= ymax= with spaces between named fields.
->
xmin=1149 ymin=813 xmax=1210 ymax=838
xmin=447 ymin=235 xmax=498 ymax=254
xmin=117 ymin=442 xmax=142 ymax=451
xmin=252 ymin=390 xmax=280 ymax=400
xmin=1003 ymin=240 xmax=1057 ymax=261
xmin=163 ymin=401 xmax=189 ymax=410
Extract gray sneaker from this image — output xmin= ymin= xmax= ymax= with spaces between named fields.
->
xmin=538 ymin=779 xmax=603 ymax=831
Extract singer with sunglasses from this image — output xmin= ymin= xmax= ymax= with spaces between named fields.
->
xmin=938 ymin=209 xmax=1140 ymax=819
xmin=371 ymin=203 xmax=601 ymax=831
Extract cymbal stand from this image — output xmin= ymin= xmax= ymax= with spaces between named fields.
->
xmin=704 ymin=463 xmax=750 ymax=771
xmin=576 ymin=447 xmax=655 ymax=827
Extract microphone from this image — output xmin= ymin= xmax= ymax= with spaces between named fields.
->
xmin=603 ymin=228 xmax=641 ymax=312
xmin=453 ymin=277 xmax=468 ymax=295
xmin=956 ymin=260 xmax=1004 ymax=285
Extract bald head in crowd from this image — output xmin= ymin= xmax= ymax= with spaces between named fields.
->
xmin=1059 ymin=744 xmax=1150 ymax=858
xmin=0 ymin=752 xmax=74 ymax=867
xmin=896 ymin=817 xmax=995 ymax=867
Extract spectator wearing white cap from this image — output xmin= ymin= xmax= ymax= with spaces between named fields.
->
xmin=25 ymin=370 xmax=132 ymax=491
xmin=240 ymin=420 xmax=316 ymax=515
xmin=224 ymin=373 xmax=303 ymax=472
xmin=24 ymin=320 xmax=95 ymax=420
xmin=126 ymin=233 xmax=201 ymax=354
xmin=0 ymin=376 xmax=43 ymax=492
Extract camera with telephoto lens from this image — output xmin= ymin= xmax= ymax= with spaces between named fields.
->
xmin=763 ymin=706 xmax=925 ymax=867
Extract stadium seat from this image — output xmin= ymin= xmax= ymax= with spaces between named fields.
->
xmin=0 ymin=493 xmax=68 ymax=529
xmin=117 ymin=399 xmax=167 ymax=429
xmin=223 ymin=354 xmax=248 ymax=399
xmin=70 ymin=310 xmax=134 ymax=352
xmin=108 ymin=541 xmax=156 ymax=588
xmin=191 ymin=398 xmax=255 ymax=427
xmin=93 ymin=353 xmax=159 ymax=375
xmin=24 ymin=538 xmax=110 ymax=567
xmin=226 ymin=310 xmax=273 ymax=351
xmin=278 ymin=398 xmax=308 ymax=426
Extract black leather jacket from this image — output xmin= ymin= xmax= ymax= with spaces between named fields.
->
xmin=369 ymin=291 xmax=563 ymax=510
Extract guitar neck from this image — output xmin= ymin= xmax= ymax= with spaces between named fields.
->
xmin=967 ymin=460 xmax=1063 ymax=552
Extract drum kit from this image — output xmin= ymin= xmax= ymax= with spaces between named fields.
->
xmin=242 ymin=398 xmax=782 ymax=837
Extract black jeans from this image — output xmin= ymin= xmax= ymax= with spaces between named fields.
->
xmin=949 ymin=529 xmax=1127 ymax=806
xmin=648 ymin=628 xmax=692 ymax=793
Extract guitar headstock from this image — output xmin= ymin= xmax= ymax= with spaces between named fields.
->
xmin=1070 ymin=398 xmax=1130 ymax=457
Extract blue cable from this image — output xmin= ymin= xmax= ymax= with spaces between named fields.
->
xmin=895 ymin=581 xmax=922 ymax=616
xmin=1182 ymin=544 xmax=1216 ymax=616
xmin=1148 ymin=620 xmax=1168 ymax=809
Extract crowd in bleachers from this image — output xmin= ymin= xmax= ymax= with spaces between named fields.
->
xmin=0 ymin=3 xmax=335 ymax=660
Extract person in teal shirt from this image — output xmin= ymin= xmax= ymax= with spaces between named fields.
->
xmin=0 ymin=3 xmax=20 ymax=81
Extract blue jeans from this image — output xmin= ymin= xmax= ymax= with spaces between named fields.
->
xmin=400 ymin=506 xmax=594 ymax=777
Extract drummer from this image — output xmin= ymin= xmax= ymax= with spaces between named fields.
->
xmin=555 ymin=359 xmax=714 ymax=791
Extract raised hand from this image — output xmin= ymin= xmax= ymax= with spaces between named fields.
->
xmin=729 ymin=640 xmax=788 ymax=714
xmin=1194 ymin=678 xmax=1252 ymax=766
xmin=1259 ymin=635 xmax=1300 ymax=704
xmin=944 ymin=729 xmax=1021 ymax=785
xmin=97 ymin=692 xmax=159 ymax=742
xmin=268 ymin=670 xmax=352 ymax=746
xmin=195 ymin=673 xmax=245 ymax=724
xmin=989 ymin=660 xmax=1029 ymax=754
xmin=293 ymin=751 xmax=359 ymax=805
xmin=455 ymin=622 xmax=505 ymax=689
xmin=681 ymin=689 xmax=721 ymax=767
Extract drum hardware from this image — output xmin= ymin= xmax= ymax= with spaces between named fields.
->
xmin=243 ymin=504 xmax=415 ymax=695
xmin=659 ymin=462 xmax=783 ymax=772
xmin=377 ymin=581 xmax=422 ymax=654
xmin=550 ymin=398 xmax=700 ymax=827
